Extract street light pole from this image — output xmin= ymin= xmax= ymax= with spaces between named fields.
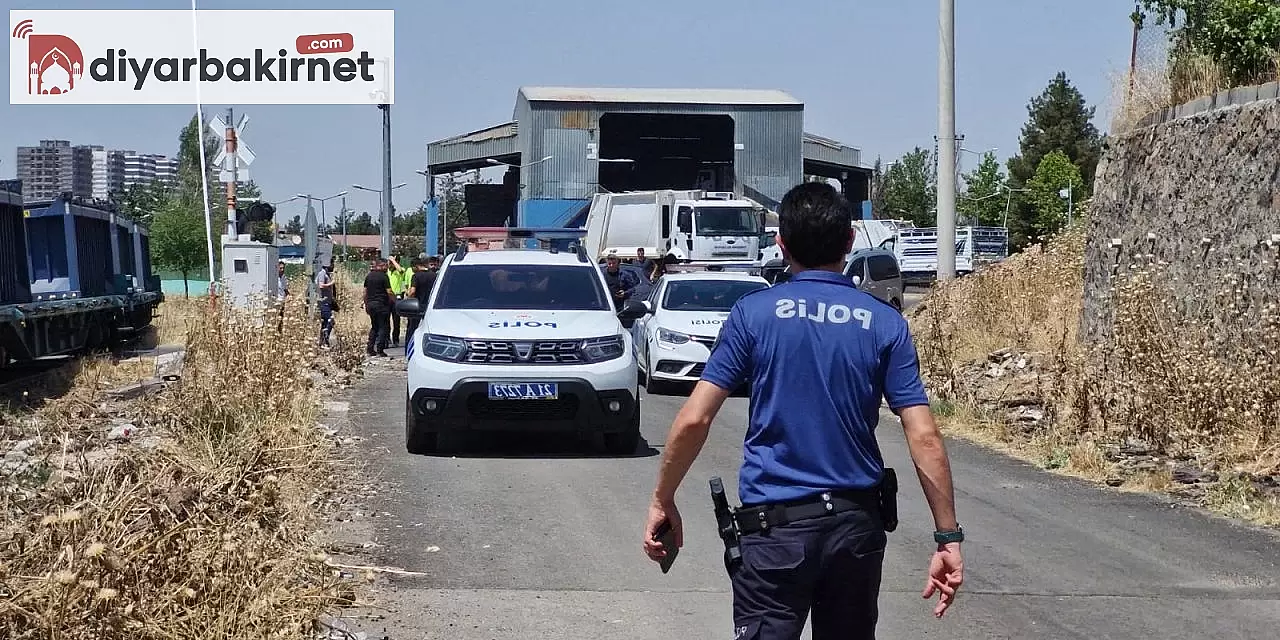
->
xmin=379 ymin=103 xmax=393 ymax=259
xmin=936 ymin=0 xmax=958 ymax=281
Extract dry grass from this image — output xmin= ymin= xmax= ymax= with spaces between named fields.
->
xmin=1109 ymin=48 xmax=1279 ymax=135
xmin=152 ymin=296 xmax=207 ymax=347
xmin=909 ymin=210 xmax=1280 ymax=526
xmin=0 ymin=283 xmax=369 ymax=637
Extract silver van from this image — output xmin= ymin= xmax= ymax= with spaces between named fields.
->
xmin=843 ymin=248 xmax=905 ymax=311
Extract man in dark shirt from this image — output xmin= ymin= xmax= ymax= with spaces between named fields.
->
xmin=602 ymin=254 xmax=640 ymax=307
xmin=404 ymin=257 xmax=438 ymax=341
xmin=363 ymin=259 xmax=395 ymax=357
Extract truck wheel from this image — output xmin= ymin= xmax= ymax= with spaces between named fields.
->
xmin=405 ymin=396 xmax=438 ymax=455
xmin=603 ymin=398 xmax=642 ymax=455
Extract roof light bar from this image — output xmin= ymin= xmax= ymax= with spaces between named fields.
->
xmin=451 ymin=227 xmax=592 ymax=262
xmin=662 ymin=261 xmax=760 ymax=274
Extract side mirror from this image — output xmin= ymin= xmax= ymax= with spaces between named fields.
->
xmin=396 ymin=297 xmax=422 ymax=318
xmin=618 ymin=298 xmax=648 ymax=320
xmin=852 ymin=274 xmax=863 ymax=287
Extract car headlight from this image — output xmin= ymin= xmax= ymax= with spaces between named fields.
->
xmin=421 ymin=334 xmax=466 ymax=361
xmin=580 ymin=335 xmax=625 ymax=363
xmin=658 ymin=327 xmax=690 ymax=345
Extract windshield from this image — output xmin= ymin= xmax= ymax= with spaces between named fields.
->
xmin=662 ymin=280 xmax=767 ymax=312
xmin=695 ymin=206 xmax=759 ymax=236
xmin=433 ymin=264 xmax=609 ymax=311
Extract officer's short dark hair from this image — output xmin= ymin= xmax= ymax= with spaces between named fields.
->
xmin=777 ymin=182 xmax=854 ymax=269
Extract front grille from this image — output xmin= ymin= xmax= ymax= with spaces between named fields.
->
xmin=464 ymin=340 xmax=582 ymax=364
xmin=690 ymin=335 xmax=717 ymax=348
xmin=688 ymin=363 xmax=706 ymax=377
xmin=466 ymin=394 xmax=579 ymax=420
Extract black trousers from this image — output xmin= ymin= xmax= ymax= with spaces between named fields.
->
xmin=390 ymin=298 xmax=402 ymax=344
xmin=318 ymin=299 xmax=334 ymax=346
xmin=731 ymin=503 xmax=886 ymax=640
xmin=366 ymin=308 xmax=390 ymax=354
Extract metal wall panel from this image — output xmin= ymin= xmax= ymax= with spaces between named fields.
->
xmin=139 ymin=234 xmax=154 ymax=287
xmin=27 ymin=216 xmax=69 ymax=285
xmin=0 ymin=200 xmax=32 ymax=305
xmin=520 ymin=102 xmax=802 ymax=208
xmin=117 ymin=224 xmax=136 ymax=277
xmin=74 ymin=216 xmax=113 ymax=297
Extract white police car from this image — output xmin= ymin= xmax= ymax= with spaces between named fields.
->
xmin=399 ymin=228 xmax=648 ymax=455
xmin=631 ymin=269 xmax=769 ymax=393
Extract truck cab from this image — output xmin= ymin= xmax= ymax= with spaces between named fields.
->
xmin=667 ymin=192 xmax=766 ymax=263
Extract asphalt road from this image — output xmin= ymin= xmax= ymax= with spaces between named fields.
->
xmin=335 ymin=358 xmax=1280 ymax=640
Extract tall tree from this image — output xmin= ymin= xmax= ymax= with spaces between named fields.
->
xmin=958 ymin=151 xmax=1007 ymax=226
xmin=1026 ymin=150 xmax=1084 ymax=239
xmin=880 ymin=147 xmax=936 ymax=227
xmin=1005 ymin=72 xmax=1102 ymax=249
xmin=149 ymin=196 xmax=206 ymax=297
xmin=111 ymin=182 xmax=168 ymax=222
xmin=869 ymin=157 xmax=889 ymax=219
xmin=284 ymin=215 xmax=303 ymax=235
xmin=1007 ymin=72 xmax=1103 ymax=190
xmin=1138 ymin=0 xmax=1280 ymax=87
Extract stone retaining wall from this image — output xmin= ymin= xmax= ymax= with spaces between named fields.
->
xmin=1083 ymin=85 xmax=1280 ymax=342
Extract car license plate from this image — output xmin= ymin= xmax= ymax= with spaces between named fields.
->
xmin=487 ymin=382 xmax=558 ymax=400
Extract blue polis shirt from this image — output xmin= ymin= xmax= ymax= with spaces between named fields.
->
xmin=700 ymin=269 xmax=930 ymax=506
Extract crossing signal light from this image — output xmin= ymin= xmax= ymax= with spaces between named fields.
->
xmin=235 ymin=200 xmax=276 ymax=235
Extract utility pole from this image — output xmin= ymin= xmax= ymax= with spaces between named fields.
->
xmin=340 ymin=195 xmax=348 ymax=260
xmin=224 ymin=107 xmax=237 ymax=238
xmin=935 ymin=0 xmax=957 ymax=281
xmin=379 ymin=103 xmax=393 ymax=258
xmin=304 ymin=196 xmax=317 ymax=312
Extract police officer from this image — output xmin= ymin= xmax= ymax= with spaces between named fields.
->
xmin=642 ymin=182 xmax=964 ymax=639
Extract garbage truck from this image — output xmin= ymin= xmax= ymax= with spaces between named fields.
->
xmin=580 ymin=189 xmax=768 ymax=265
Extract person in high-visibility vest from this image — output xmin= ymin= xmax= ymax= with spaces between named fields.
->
xmin=386 ymin=256 xmax=411 ymax=347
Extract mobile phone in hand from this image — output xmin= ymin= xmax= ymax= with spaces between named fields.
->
xmin=653 ymin=519 xmax=679 ymax=574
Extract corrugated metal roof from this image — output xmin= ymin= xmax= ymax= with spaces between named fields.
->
xmin=803 ymin=132 xmax=862 ymax=168
xmin=519 ymin=86 xmax=801 ymax=106
xmin=431 ymin=121 xmax=518 ymax=146
xmin=427 ymin=121 xmax=520 ymax=169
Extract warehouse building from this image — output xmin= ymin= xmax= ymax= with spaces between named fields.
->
xmin=424 ymin=86 xmax=871 ymax=245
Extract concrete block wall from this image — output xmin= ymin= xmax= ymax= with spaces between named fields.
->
xmin=1084 ymin=84 xmax=1280 ymax=342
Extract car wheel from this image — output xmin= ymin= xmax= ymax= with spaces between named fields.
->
xmin=644 ymin=353 xmax=666 ymax=395
xmin=405 ymin=395 xmax=438 ymax=455
xmin=603 ymin=397 xmax=642 ymax=455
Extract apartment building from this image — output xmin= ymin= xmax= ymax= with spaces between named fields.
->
xmin=14 ymin=139 xmax=179 ymax=201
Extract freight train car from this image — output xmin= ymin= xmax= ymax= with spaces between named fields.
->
xmin=0 ymin=185 xmax=163 ymax=368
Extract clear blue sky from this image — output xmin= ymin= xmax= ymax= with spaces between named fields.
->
xmin=3 ymin=0 xmax=1136 ymax=225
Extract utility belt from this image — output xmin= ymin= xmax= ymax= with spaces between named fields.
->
xmin=709 ymin=469 xmax=898 ymax=572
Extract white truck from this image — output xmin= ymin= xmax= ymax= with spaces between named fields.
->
xmin=580 ymin=190 xmax=768 ymax=265
xmin=757 ymin=219 xmax=901 ymax=268
xmin=893 ymin=225 xmax=1010 ymax=284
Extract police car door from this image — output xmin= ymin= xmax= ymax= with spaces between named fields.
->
xmin=635 ymin=278 xmax=664 ymax=363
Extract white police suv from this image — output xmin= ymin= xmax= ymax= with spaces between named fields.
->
xmin=630 ymin=268 xmax=769 ymax=393
xmin=400 ymin=228 xmax=648 ymax=455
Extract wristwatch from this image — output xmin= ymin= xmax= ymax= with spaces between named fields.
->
xmin=933 ymin=525 xmax=964 ymax=545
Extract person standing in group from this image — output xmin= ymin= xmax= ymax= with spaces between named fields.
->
xmin=315 ymin=261 xmax=337 ymax=348
xmin=404 ymin=256 xmax=438 ymax=342
xmin=362 ymin=259 xmax=394 ymax=357
xmin=642 ymin=182 xmax=964 ymax=640
xmin=275 ymin=261 xmax=290 ymax=331
xmin=386 ymin=255 xmax=410 ymax=347
xmin=276 ymin=261 xmax=290 ymax=301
